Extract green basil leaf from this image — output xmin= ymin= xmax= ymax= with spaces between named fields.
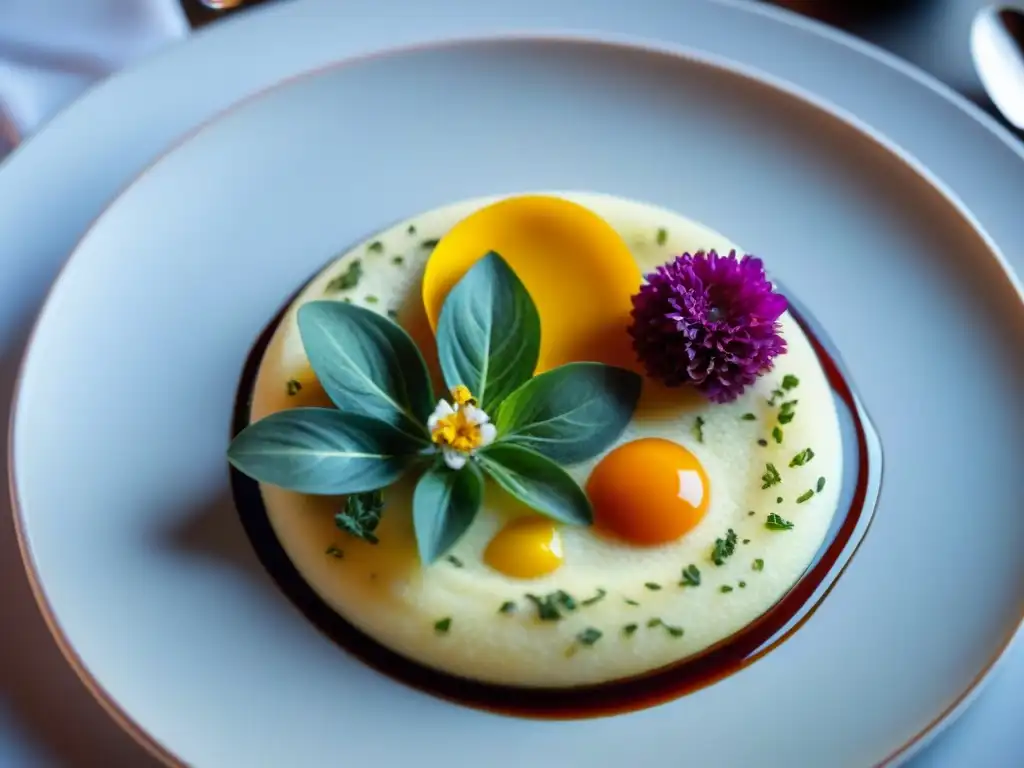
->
xmin=297 ymin=300 xmax=434 ymax=440
xmin=478 ymin=443 xmax=592 ymax=525
xmin=228 ymin=407 xmax=415 ymax=494
xmin=436 ymin=252 xmax=540 ymax=411
xmin=412 ymin=461 xmax=484 ymax=564
xmin=495 ymin=362 xmax=641 ymax=464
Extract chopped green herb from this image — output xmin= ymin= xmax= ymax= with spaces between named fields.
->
xmin=656 ymin=227 xmax=668 ymax=245
xmin=772 ymin=426 xmax=784 ymax=444
xmin=753 ymin=558 xmax=765 ymax=571
xmin=525 ymin=590 xmax=577 ymax=621
xmin=286 ymin=379 xmax=302 ymax=396
xmin=748 ymin=510 xmax=756 ymax=516
xmin=738 ymin=581 xmax=747 ymax=589
xmin=776 ymin=496 xmax=783 ymax=504
xmin=680 ymin=564 xmax=701 ymax=587
xmin=325 ymin=544 xmax=344 ymax=559
xmin=720 ymin=585 xmax=734 ymax=593
xmin=741 ymin=413 xmax=757 ymax=421
xmin=386 ymin=309 xmax=399 ymax=319
xmin=581 ymin=588 xmax=607 ymax=606
xmin=391 ymin=255 xmax=404 ymax=266
xmin=693 ymin=415 xmax=705 ymax=443
xmin=644 ymin=617 xmax=684 ymax=637
xmin=367 ymin=240 xmax=384 ymax=254
xmin=498 ymin=601 xmax=517 ymax=614
xmin=623 ymin=623 xmax=639 ymax=637
xmin=334 ymin=489 xmax=384 ymax=544
xmin=555 ymin=590 xmax=577 ymax=611
xmin=421 ymin=238 xmax=440 ymax=250
xmin=761 ymin=463 xmax=782 ymax=489
xmin=711 ymin=529 xmax=738 ymax=566
xmin=644 ymin=582 xmax=662 ymax=591
xmin=757 ymin=439 xmax=769 ymax=447
xmin=796 ymin=489 xmax=814 ymax=504
xmin=767 ymin=388 xmax=785 ymax=406
xmin=765 ymin=513 xmax=794 ymax=531
xmin=778 ymin=400 xmax=798 ymax=425
xmin=782 ymin=374 xmax=800 ymax=390
xmin=365 ymin=295 xmax=379 ymax=304
xmin=742 ymin=538 xmax=750 ymax=545
xmin=624 ymin=598 xmax=640 ymax=606
xmin=325 ymin=259 xmax=363 ymax=292
xmin=790 ymin=447 xmax=815 ymax=467
xmin=576 ymin=627 xmax=603 ymax=646
xmin=342 ymin=297 xmax=352 ymax=304
xmin=406 ymin=224 xmax=416 ymax=235
xmin=434 ymin=617 xmax=452 ymax=634
xmin=816 ymin=476 xmax=826 ymax=492
xmin=446 ymin=555 xmax=464 ymax=568
xmin=525 ymin=593 xmax=562 ymax=621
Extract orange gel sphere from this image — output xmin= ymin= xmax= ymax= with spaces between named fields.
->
xmin=421 ymin=195 xmax=643 ymax=373
xmin=586 ymin=438 xmax=710 ymax=546
xmin=484 ymin=516 xmax=564 ymax=579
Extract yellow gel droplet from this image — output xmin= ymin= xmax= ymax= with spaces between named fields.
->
xmin=484 ymin=516 xmax=564 ymax=579
xmin=421 ymin=195 xmax=643 ymax=373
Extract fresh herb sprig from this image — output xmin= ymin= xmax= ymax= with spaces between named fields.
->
xmin=228 ymin=252 xmax=642 ymax=565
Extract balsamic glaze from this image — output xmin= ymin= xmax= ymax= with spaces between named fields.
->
xmin=229 ymin=286 xmax=881 ymax=720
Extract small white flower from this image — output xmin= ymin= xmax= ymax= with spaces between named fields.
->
xmin=427 ymin=389 xmax=496 ymax=470
xmin=442 ymin=447 xmax=468 ymax=470
xmin=478 ymin=422 xmax=497 ymax=447
xmin=427 ymin=399 xmax=454 ymax=431
xmin=461 ymin=403 xmax=489 ymax=426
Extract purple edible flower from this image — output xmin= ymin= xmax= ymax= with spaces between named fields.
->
xmin=628 ymin=250 xmax=787 ymax=403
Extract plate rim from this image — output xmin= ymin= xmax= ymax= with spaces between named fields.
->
xmin=8 ymin=20 xmax=1024 ymax=768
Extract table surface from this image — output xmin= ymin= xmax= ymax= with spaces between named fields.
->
xmin=1 ymin=0 xmax=1021 ymax=765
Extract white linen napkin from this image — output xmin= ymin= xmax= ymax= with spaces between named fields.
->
xmin=0 ymin=0 xmax=190 ymax=145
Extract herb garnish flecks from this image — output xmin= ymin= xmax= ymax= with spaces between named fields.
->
xmin=711 ymin=529 xmax=738 ymax=566
xmin=765 ymin=513 xmax=794 ymax=531
xmin=680 ymin=564 xmax=701 ymax=587
xmin=325 ymin=259 xmax=363 ymax=292
xmin=761 ymin=463 xmax=782 ymax=489
xmin=334 ymin=490 xmax=385 ymax=544
xmin=789 ymin=447 xmax=815 ymax=467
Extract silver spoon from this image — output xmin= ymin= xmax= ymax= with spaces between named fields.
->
xmin=971 ymin=5 xmax=1024 ymax=130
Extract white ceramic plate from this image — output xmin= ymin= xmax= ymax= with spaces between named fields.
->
xmin=9 ymin=26 xmax=1024 ymax=768
xmin=2 ymin=2 xmax=1024 ymax=766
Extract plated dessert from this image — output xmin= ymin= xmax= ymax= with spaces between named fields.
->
xmin=228 ymin=192 xmax=858 ymax=699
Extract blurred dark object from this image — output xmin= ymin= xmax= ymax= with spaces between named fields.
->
xmin=767 ymin=0 xmax=931 ymax=27
xmin=182 ymin=0 xmax=276 ymax=28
